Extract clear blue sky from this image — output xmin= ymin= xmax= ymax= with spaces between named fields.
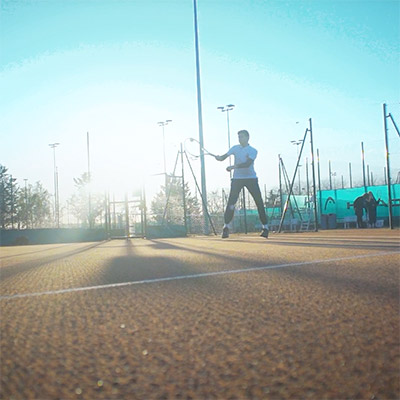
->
xmin=1 ymin=0 xmax=399 ymax=201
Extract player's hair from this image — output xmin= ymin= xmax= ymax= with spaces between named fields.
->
xmin=238 ymin=130 xmax=249 ymax=138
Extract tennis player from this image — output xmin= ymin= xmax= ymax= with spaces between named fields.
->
xmin=215 ymin=130 xmax=269 ymax=238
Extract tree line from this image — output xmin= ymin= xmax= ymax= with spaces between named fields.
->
xmin=0 ymin=165 xmax=52 ymax=229
xmin=0 ymin=165 xmax=105 ymax=230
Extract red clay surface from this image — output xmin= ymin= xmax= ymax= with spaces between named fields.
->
xmin=1 ymin=229 xmax=399 ymax=399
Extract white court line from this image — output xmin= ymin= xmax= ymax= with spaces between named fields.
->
xmin=1 ymin=250 xmax=399 ymax=301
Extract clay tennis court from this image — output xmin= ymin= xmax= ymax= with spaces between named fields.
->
xmin=1 ymin=229 xmax=399 ymax=399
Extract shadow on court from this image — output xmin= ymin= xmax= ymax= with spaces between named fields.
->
xmin=0 ymin=244 xmax=71 ymax=260
xmin=274 ymin=262 xmax=399 ymax=300
xmin=0 ymin=241 xmax=106 ymax=280
xmin=99 ymin=240 xmax=224 ymax=288
xmin=205 ymin=237 xmax=400 ymax=251
xmin=95 ymin=239 xmax=400 ymax=302
xmin=1 ymin=234 xmax=399 ymax=400
xmin=146 ymin=240 xmax=188 ymax=250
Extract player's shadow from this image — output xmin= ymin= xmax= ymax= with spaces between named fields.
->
xmin=99 ymin=240 xmax=222 ymax=287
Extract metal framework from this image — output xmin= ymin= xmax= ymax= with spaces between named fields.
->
xmin=278 ymin=118 xmax=318 ymax=233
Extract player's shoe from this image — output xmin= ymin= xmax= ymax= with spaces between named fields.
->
xmin=222 ymin=227 xmax=229 ymax=238
xmin=260 ymin=228 xmax=269 ymax=238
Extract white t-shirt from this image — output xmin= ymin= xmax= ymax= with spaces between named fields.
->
xmin=227 ymin=144 xmax=258 ymax=179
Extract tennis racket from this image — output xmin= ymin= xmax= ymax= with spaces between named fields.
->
xmin=184 ymin=137 xmax=216 ymax=159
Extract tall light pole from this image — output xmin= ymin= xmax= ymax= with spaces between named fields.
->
xmin=193 ymin=0 xmax=209 ymax=234
xmin=87 ymin=132 xmax=92 ymax=229
xmin=10 ymin=175 xmax=16 ymax=229
xmin=217 ymin=104 xmax=235 ymax=148
xmin=24 ymin=178 xmax=28 ymax=228
xmin=49 ymin=143 xmax=60 ymax=228
xmin=217 ymin=104 xmax=235 ymax=178
xmin=291 ymin=139 xmax=303 ymax=194
xmin=361 ymin=141 xmax=367 ymax=192
xmin=158 ymin=120 xmax=172 ymax=188
xmin=349 ymin=162 xmax=353 ymax=188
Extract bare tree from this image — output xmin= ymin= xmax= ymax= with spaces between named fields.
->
xmin=151 ymin=177 xmax=201 ymax=225
xmin=68 ymin=173 xmax=103 ymax=227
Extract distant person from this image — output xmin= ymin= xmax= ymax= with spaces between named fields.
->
xmin=353 ymin=193 xmax=368 ymax=228
xmin=365 ymin=191 xmax=379 ymax=228
xmin=215 ymin=130 xmax=269 ymax=239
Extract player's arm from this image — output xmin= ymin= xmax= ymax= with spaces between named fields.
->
xmin=226 ymin=157 xmax=254 ymax=172
xmin=215 ymin=153 xmax=229 ymax=161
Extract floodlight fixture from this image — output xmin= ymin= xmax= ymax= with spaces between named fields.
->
xmin=158 ymin=120 xmax=172 ymax=127
xmin=291 ymin=139 xmax=303 ymax=145
xmin=217 ymin=104 xmax=235 ymax=112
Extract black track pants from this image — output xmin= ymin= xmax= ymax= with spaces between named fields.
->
xmin=224 ymin=178 xmax=268 ymax=225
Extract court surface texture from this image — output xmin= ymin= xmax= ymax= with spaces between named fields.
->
xmin=1 ymin=229 xmax=399 ymax=400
